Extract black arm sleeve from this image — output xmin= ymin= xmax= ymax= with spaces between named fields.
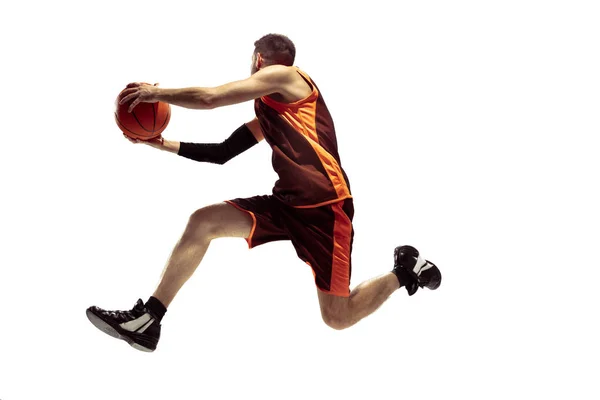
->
xmin=177 ymin=123 xmax=259 ymax=165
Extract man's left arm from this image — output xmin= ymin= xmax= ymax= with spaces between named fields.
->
xmin=120 ymin=65 xmax=291 ymax=112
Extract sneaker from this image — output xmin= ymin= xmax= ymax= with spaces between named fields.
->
xmin=394 ymin=245 xmax=442 ymax=295
xmin=86 ymin=299 xmax=160 ymax=352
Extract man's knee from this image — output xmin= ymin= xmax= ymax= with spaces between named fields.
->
xmin=187 ymin=206 xmax=221 ymax=239
xmin=320 ymin=302 xmax=352 ymax=330
xmin=187 ymin=202 xmax=253 ymax=240
xmin=322 ymin=313 xmax=349 ymax=330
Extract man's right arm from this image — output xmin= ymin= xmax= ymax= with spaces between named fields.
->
xmin=158 ymin=139 xmax=180 ymax=154
xmin=147 ymin=118 xmax=264 ymax=165
xmin=244 ymin=117 xmax=264 ymax=142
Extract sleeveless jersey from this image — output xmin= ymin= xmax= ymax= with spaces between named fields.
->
xmin=254 ymin=67 xmax=352 ymax=208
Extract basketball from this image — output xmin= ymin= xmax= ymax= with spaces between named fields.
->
xmin=115 ymin=86 xmax=171 ymax=140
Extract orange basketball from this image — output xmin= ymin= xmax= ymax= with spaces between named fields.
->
xmin=115 ymin=86 xmax=171 ymax=140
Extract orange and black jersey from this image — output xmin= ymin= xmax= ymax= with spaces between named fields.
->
xmin=255 ymin=68 xmax=352 ymax=208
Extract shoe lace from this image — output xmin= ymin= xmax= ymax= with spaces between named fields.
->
xmin=104 ymin=300 xmax=145 ymax=321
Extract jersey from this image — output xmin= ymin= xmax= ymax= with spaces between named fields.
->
xmin=254 ymin=67 xmax=352 ymax=208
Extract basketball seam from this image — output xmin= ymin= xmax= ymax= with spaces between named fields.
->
xmin=115 ymin=100 xmax=169 ymax=138
xmin=131 ymin=108 xmax=154 ymax=133
xmin=115 ymin=113 xmax=155 ymax=138
xmin=152 ymin=103 xmax=157 ymax=133
xmin=156 ymin=107 xmax=170 ymax=132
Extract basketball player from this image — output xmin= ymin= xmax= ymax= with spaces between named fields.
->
xmin=87 ymin=34 xmax=442 ymax=352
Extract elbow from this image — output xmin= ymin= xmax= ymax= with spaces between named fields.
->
xmin=200 ymin=97 xmax=218 ymax=110
xmin=193 ymin=96 xmax=215 ymax=110
xmin=195 ymin=90 xmax=219 ymax=110
xmin=214 ymin=145 xmax=230 ymax=165
xmin=217 ymin=155 xmax=231 ymax=165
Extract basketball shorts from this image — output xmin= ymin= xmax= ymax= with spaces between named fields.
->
xmin=225 ymin=195 xmax=354 ymax=297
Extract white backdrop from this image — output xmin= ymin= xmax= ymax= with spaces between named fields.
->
xmin=1 ymin=0 xmax=599 ymax=399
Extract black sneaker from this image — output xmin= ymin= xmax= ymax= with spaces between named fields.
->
xmin=394 ymin=245 xmax=442 ymax=295
xmin=86 ymin=299 xmax=161 ymax=352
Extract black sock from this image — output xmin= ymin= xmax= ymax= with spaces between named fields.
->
xmin=392 ymin=267 xmax=411 ymax=288
xmin=145 ymin=296 xmax=167 ymax=322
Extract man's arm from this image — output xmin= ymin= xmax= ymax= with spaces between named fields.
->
xmin=132 ymin=118 xmax=264 ymax=165
xmin=120 ymin=65 xmax=293 ymax=112
xmin=244 ymin=117 xmax=264 ymax=142
xmin=177 ymin=119 xmax=262 ymax=165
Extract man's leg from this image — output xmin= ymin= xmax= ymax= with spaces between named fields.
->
xmin=317 ymin=272 xmax=402 ymax=330
xmin=86 ymin=202 xmax=254 ymax=351
xmin=152 ymin=202 xmax=254 ymax=308
xmin=317 ymin=247 xmax=442 ymax=330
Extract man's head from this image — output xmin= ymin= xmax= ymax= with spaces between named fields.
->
xmin=251 ymin=34 xmax=296 ymax=74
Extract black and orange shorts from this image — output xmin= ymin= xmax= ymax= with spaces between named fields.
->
xmin=225 ymin=195 xmax=354 ymax=297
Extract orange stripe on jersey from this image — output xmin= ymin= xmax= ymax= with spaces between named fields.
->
xmin=260 ymin=78 xmax=319 ymax=143
xmin=329 ymin=201 xmax=352 ymax=297
xmin=311 ymin=142 xmax=351 ymax=202
xmin=260 ymin=68 xmax=351 ymax=206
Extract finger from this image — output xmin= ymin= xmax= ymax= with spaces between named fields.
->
xmin=120 ymin=92 xmax=137 ymax=105
xmin=123 ymin=134 xmax=137 ymax=143
xmin=128 ymin=98 xmax=140 ymax=113
xmin=126 ymin=82 xmax=142 ymax=88
xmin=120 ymin=87 xmax=137 ymax=97
xmin=119 ymin=89 xmax=137 ymax=104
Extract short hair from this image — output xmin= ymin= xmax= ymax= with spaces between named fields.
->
xmin=253 ymin=33 xmax=296 ymax=66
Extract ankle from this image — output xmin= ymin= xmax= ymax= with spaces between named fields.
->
xmin=392 ymin=268 xmax=409 ymax=288
xmin=145 ymin=296 xmax=167 ymax=322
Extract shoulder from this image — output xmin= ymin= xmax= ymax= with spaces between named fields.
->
xmin=254 ymin=65 xmax=301 ymax=83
